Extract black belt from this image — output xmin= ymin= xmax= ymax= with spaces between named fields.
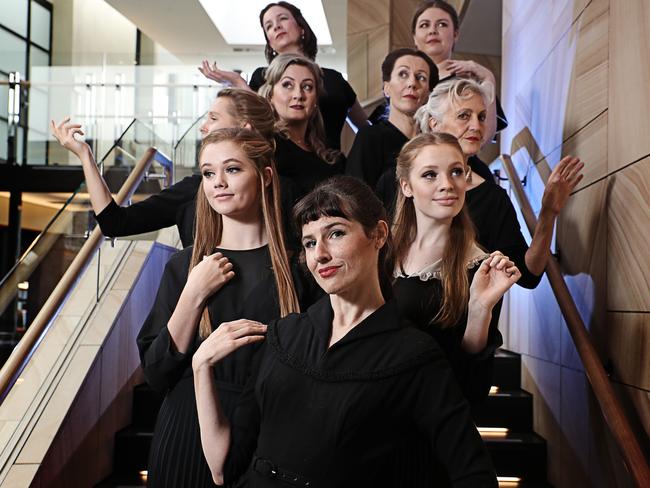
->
xmin=252 ymin=455 xmax=312 ymax=487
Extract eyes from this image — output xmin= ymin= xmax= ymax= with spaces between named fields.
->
xmin=202 ymin=166 xmax=242 ymax=179
xmin=457 ymin=110 xmax=487 ymax=122
xmin=421 ymin=167 xmax=465 ymax=180
xmin=396 ymin=69 xmax=428 ymax=83
xmin=302 ymin=229 xmax=345 ymax=250
xmin=417 ymin=20 xmax=450 ymax=31
xmin=264 ymin=14 xmax=291 ymax=32
xmin=280 ymin=79 xmax=314 ymax=92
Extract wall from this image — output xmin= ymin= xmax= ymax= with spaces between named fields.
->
xmin=499 ymin=0 xmax=649 ymax=486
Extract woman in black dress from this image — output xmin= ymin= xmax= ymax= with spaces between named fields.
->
xmin=137 ymin=128 xmax=308 ymax=487
xmin=259 ymin=53 xmax=344 ymax=199
xmin=51 ymin=89 xmax=277 ymax=248
xmin=192 ymin=175 xmax=498 ymax=488
xmin=199 ymin=1 xmax=367 ymax=149
xmin=346 ymin=48 xmax=438 ymax=189
xmin=414 ymin=77 xmax=584 ymax=288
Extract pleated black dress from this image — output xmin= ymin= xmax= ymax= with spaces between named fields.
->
xmin=137 ymin=245 xmax=318 ymax=488
xmin=222 ymin=296 xmax=497 ymax=488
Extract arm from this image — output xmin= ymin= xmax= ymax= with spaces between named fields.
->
xmin=463 ymin=252 xmax=520 ymax=354
xmin=193 ymin=320 xmax=267 ymax=485
xmin=198 ymin=60 xmax=251 ymax=90
xmin=525 ymin=156 xmax=584 ymax=275
xmin=346 ymin=99 xmax=369 ymax=132
xmin=440 ymin=59 xmax=499 ymax=143
xmin=51 ymin=118 xmax=112 ymax=215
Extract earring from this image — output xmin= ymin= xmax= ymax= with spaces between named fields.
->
xmin=272 ymin=49 xmax=277 ymax=56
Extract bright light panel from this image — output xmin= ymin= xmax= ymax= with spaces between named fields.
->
xmin=198 ymin=0 xmax=332 ymax=46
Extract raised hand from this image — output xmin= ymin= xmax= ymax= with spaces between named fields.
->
xmin=50 ymin=117 xmax=92 ymax=158
xmin=541 ymin=156 xmax=584 ymax=215
xmin=193 ymin=319 xmax=267 ymax=368
xmin=186 ymin=252 xmax=236 ymax=303
xmin=198 ymin=60 xmax=247 ymax=89
xmin=438 ymin=59 xmax=495 ymax=84
xmin=469 ymin=251 xmax=521 ymax=310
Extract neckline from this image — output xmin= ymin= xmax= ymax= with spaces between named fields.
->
xmin=394 ymin=243 xmax=488 ymax=281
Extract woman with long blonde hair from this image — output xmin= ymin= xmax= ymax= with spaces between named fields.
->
xmin=136 ymin=128 xmax=312 ymax=487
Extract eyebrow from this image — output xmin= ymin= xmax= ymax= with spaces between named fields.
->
xmin=200 ymin=158 xmax=244 ymax=169
xmin=302 ymin=220 xmax=348 ymax=240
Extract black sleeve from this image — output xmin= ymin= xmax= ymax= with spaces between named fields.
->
xmin=223 ymin=340 xmax=267 ymax=484
xmin=410 ymin=356 xmax=498 ymax=487
xmin=345 ymin=126 xmax=384 ymax=188
xmin=248 ymin=67 xmax=266 ymax=93
xmin=484 ymin=189 xmax=542 ymax=290
xmin=136 ymin=251 xmax=191 ymax=392
xmin=339 ymin=73 xmax=357 ymax=109
xmin=94 ymin=175 xmax=199 ymax=240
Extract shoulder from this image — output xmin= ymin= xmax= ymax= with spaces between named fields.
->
xmin=166 ymin=246 xmax=193 ymax=272
xmin=168 ymin=174 xmax=201 ymax=196
xmin=468 ymin=180 xmax=510 ymax=204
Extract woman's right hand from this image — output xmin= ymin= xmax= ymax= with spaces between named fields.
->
xmin=186 ymin=252 xmax=235 ymax=303
xmin=198 ymin=60 xmax=248 ymax=89
xmin=192 ymin=319 xmax=267 ymax=369
xmin=50 ymin=117 xmax=92 ymax=159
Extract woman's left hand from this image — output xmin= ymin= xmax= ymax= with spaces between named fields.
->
xmin=469 ymin=251 xmax=521 ymax=310
xmin=192 ymin=319 xmax=267 ymax=370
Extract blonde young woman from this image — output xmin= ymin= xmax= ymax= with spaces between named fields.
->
xmin=51 ymin=89 xmax=277 ymax=247
xmin=136 ymin=129 xmax=314 ymax=487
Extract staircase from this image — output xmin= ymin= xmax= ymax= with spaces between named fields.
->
xmin=96 ymin=349 xmax=551 ymax=487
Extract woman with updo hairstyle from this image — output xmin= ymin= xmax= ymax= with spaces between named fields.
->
xmin=412 ymin=77 xmax=584 ymax=289
xmin=259 ymin=53 xmax=345 ymax=200
xmin=137 ymin=127 xmax=317 ymax=487
xmin=200 ymin=1 xmax=368 ymax=150
xmin=193 ymin=174 xmax=497 ymax=488
xmin=52 ymin=88 xmax=278 ymax=248
xmin=346 ymin=48 xmax=438 ymax=189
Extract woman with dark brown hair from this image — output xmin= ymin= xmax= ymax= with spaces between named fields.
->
xmin=137 ymin=128 xmax=315 ymax=487
xmin=199 ymin=1 xmax=367 ymax=150
xmin=193 ymin=175 xmax=498 ymax=487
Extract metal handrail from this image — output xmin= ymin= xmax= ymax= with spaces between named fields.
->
xmin=496 ymin=144 xmax=650 ymax=486
xmin=0 ymin=147 xmax=158 ymax=401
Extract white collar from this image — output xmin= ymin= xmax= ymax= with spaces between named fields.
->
xmin=394 ymin=243 xmax=489 ymax=281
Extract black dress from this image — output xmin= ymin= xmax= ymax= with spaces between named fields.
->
xmin=250 ymin=67 xmax=357 ymax=150
xmin=466 ymin=181 xmax=542 ymax=289
xmin=345 ymin=120 xmax=408 ymax=189
xmin=274 ymin=135 xmax=345 ymax=201
xmin=223 ymin=296 xmax=498 ymax=488
xmin=137 ymin=245 xmax=318 ymax=488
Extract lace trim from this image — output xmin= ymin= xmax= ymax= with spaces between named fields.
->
xmin=394 ymin=244 xmax=489 ymax=281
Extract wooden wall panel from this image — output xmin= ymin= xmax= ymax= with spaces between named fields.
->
xmin=609 ymin=0 xmax=650 ymax=171
xmin=605 ymin=312 xmax=650 ymax=391
xmin=607 ymin=156 xmax=650 ymax=311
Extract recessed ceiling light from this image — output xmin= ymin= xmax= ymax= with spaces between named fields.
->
xmin=198 ymin=0 xmax=332 ymax=46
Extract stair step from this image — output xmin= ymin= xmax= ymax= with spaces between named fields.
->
xmin=498 ymin=478 xmax=553 ymax=488
xmin=95 ymin=472 xmax=147 ymax=488
xmin=132 ymin=384 xmax=164 ymax=431
xmin=492 ymin=349 xmax=522 ymax=390
xmin=474 ymin=389 xmax=533 ymax=431
xmin=483 ymin=432 xmax=547 ymax=480
xmin=113 ymin=428 xmax=152 ymax=475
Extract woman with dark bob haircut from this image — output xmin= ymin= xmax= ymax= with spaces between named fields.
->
xmin=200 ymin=1 xmax=368 ymax=150
xmin=192 ymin=175 xmax=497 ymax=487
xmin=346 ymin=48 xmax=438 ymax=190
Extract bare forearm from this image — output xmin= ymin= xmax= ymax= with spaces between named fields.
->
xmin=462 ymin=302 xmax=492 ymax=354
xmin=77 ymin=147 xmax=113 ymax=214
xmin=167 ymin=288 xmax=205 ymax=354
xmin=525 ymin=207 xmax=556 ymax=276
xmin=194 ymin=364 xmax=231 ymax=486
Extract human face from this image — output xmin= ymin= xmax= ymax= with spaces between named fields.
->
xmin=301 ymin=216 xmax=382 ymax=297
xmin=200 ymin=141 xmax=263 ymax=219
xmin=384 ymin=55 xmax=431 ymax=116
xmin=400 ymin=144 xmax=467 ymax=224
xmin=199 ymin=97 xmax=240 ymax=138
xmin=431 ymin=93 xmax=487 ymax=156
xmin=262 ymin=5 xmax=304 ymax=54
xmin=271 ymin=64 xmax=317 ymax=125
xmin=413 ymin=7 xmax=457 ymax=62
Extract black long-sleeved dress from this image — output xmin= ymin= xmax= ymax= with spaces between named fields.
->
xmin=345 ymin=119 xmax=408 ymax=189
xmin=95 ymin=135 xmax=341 ymax=248
xmin=221 ymin=295 xmax=498 ymax=488
xmin=249 ymin=67 xmax=357 ymax=150
xmin=391 ymin=246 xmax=504 ymax=488
xmin=137 ymin=245 xmax=318 ymax=488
